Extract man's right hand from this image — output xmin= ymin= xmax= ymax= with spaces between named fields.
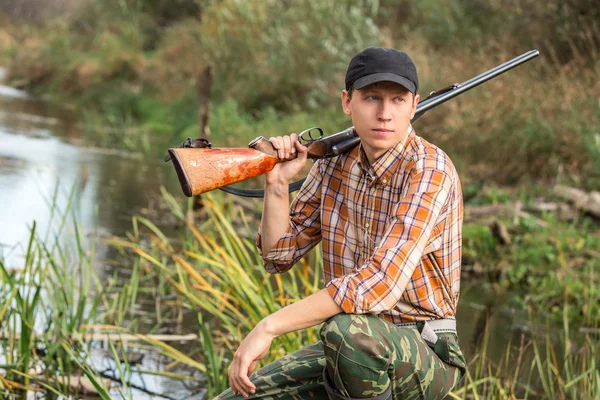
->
xmin=265 ymin=133 xmax=308 ymax=185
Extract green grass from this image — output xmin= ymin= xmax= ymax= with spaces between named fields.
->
xmin=0 ymin=185 xmax=199 ymax=398
xmin=1 ymin=182 xmax=598 ymax=398
xmin=0 ymin=187 xmax=112 ymax=397
xmin=108 ymin=188 xmax=600 ymax=398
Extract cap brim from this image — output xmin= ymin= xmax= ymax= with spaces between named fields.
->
xmin=353 ymin=73 xmax=416 ymax=94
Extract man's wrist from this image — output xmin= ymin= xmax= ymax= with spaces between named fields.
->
xmin=264 ymin=181 xmax=289 ymax=197
xmin=257 ymin=316 xmax=280 ymax=338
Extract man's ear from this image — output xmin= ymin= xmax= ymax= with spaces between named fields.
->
xmin=410 ymin=93 xmax=420 ymax=119
xmin=341 ymin=90 xmax=352 ymax=116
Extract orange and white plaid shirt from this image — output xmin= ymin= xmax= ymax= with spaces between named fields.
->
xmin=256 ymin=127 xmax=463 ymax=324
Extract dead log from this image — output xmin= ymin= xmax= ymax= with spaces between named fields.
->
xmin=464 ymin=204 xmax=513 ymax=222
xmin=554 ymin=185 xmax=600 ymax=218
xmin=1 ymin=332 xmax=198 ymax=342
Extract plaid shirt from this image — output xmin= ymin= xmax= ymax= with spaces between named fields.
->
xmin=256 ymin=127 xmax=463 ymax=324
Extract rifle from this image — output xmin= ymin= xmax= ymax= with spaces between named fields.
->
xmin=166 ymin=49 xmax=539 ymax=198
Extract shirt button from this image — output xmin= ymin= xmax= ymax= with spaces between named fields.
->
xmin=382 ymin=178 xmax=387 ymax=184
xmin=365 ymin=222 xmax=370 ymax=228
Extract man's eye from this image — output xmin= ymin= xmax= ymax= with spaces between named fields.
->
xmin=367 ymin=95 xmax=379 ymax=101
xmin=395 ymin=97 xmax=405 ymax=103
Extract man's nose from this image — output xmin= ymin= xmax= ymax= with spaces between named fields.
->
xmin=377 ymin=100 xmax=392 ymax=121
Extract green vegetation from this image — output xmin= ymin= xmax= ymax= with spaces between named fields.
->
xmin=462 ymin=185 xmax=600 ymax=326
xmin=1 ymin=0 xmax=599 ymax=397
xmin=1 ymin=188 xmax=598 ymax=398
xmin=0 ymin=188 xmax=203 ymax=398
xmin=0 ymin=187 xmax=110 ymax=397
xmin=1 ymin=0 xmax=599 ymax=189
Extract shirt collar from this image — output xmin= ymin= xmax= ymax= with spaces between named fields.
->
xmin=356 ymin=126 xmax=414 ymax=187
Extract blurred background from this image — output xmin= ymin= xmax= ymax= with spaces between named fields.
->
xmin=0 ymin=1 xmax=598 ymax=399
xmin=1 ymin=0 xmax=598 ymax=186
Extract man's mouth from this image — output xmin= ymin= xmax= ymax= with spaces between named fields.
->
xmin=372 ymin=129 xmax=394 ymax=133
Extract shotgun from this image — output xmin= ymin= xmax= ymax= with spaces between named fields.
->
xmin=166 ymin=49 xmax=539 ymax=198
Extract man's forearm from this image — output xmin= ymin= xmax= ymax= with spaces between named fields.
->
xmin=260 ymin=182 xmax=291 ymax=254
xmin=258 ymin=288 xmax=343 ymax=337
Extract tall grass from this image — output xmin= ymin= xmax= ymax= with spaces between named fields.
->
xmin=0 ymin=185 xmax=201 ymax=398
xmin=0 ymin=188 xmax=112 ymax=397
xmin=2 ymin=182 xmax=597 ymax=398
xmin=449 ymin=304 xmax=600 ymax=399
xmin=111 ymin=190 xmax=599 ymax=398
xmin=110 ymin=192 xmax=323 ymax=396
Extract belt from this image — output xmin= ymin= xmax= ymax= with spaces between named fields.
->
xmin=395 ymin=318 xmax=456 ymax=347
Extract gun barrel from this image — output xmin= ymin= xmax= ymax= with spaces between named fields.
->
xmin=413 ymin=49 xmax=539 ymax=120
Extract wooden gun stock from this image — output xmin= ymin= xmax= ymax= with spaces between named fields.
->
xmin=168 ymin=136 xmax=333 ymax=197
xmin=169 ymin=147 xmax=279 ymax=197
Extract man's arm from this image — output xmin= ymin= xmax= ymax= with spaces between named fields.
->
xmin=259 ymin=134 xmax=307 ymax=254
xmin=228 ymin=288 xmax=343 ymax=397
xmin=257 ymin=136 xmax=323 ymax=273
xmin=259 ymin=181 xmax=292 ymax=255
xmin=261 ymin=287 xmax=343 ymax=336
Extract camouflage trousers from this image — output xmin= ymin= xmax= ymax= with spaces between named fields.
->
xmin=215 ymin=314 xmax=466 ymax=400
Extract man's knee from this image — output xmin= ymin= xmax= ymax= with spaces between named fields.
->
xmin=320 ymin=314 xmax=354 ymax=348
xmin=320 ymin=314 xmax=391 ymax=366
xmin=320 ymin=314 xmax=393 ymax=398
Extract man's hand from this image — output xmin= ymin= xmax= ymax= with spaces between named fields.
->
xmin=228 ymin=322 xmax=275 ymax=398
xmin=265 ymin=133 xmax=308 ymax=185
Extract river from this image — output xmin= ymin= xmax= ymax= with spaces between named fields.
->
xmin=0 ymin=77 xmax=204 ymax=399
xmin=0 ymin=82 xmax=182 ymax=269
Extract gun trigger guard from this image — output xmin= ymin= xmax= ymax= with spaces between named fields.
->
xmin=298 ymin=127 xmax=323 ymax=144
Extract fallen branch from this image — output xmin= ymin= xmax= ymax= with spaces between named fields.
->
xmin=0 ymin=333 xmax=198 ymax=343
xmin=72 ymin=333 xmax=198 ymax=342
xmin=554 ymin=185 xmax=600 ymax=218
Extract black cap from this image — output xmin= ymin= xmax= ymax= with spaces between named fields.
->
xmin=345 ymin=47 xmax=418 ymax=94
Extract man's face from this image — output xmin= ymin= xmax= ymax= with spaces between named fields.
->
xmin=341 ymin=81 xmax=419 ymax=163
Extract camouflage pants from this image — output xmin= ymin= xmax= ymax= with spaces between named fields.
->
xmin=214 ymin=314 xmax=466 ymax=400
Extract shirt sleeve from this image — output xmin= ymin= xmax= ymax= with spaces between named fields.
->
xmin=326 ymin=167 xmax=453 ymax=314
xmin=256 ymin=160 xmax=323 ymax=274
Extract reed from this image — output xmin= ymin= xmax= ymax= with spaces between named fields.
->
xmin=2 ymin=182 xmax=597 ymax=398
xmin=449 ymin=304 xmax=599 ymax=399
xmin=0 ymin=184 xmax=202 ymax=397
xmin=0 ymin=190 xmax=112 ymax=398
xmin=112 ymin=190 xmax=599 ymax=398
xmin=109 ymin=191 xmax=322 ymax=396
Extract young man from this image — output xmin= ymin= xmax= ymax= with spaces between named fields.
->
xmin=215 ymin=47 xmax=466 ymax=400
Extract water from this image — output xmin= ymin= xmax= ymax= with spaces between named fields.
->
xmin=0 ymin=85 xmax=182 ymax=268
xmin=0 ymin=83 xmax=201 ymax=399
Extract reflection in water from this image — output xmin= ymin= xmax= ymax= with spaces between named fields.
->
xmin=0 ymin=88 xmax=181 ymax=268
xmin=0 ymin=86 xmax=199 ymax=398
